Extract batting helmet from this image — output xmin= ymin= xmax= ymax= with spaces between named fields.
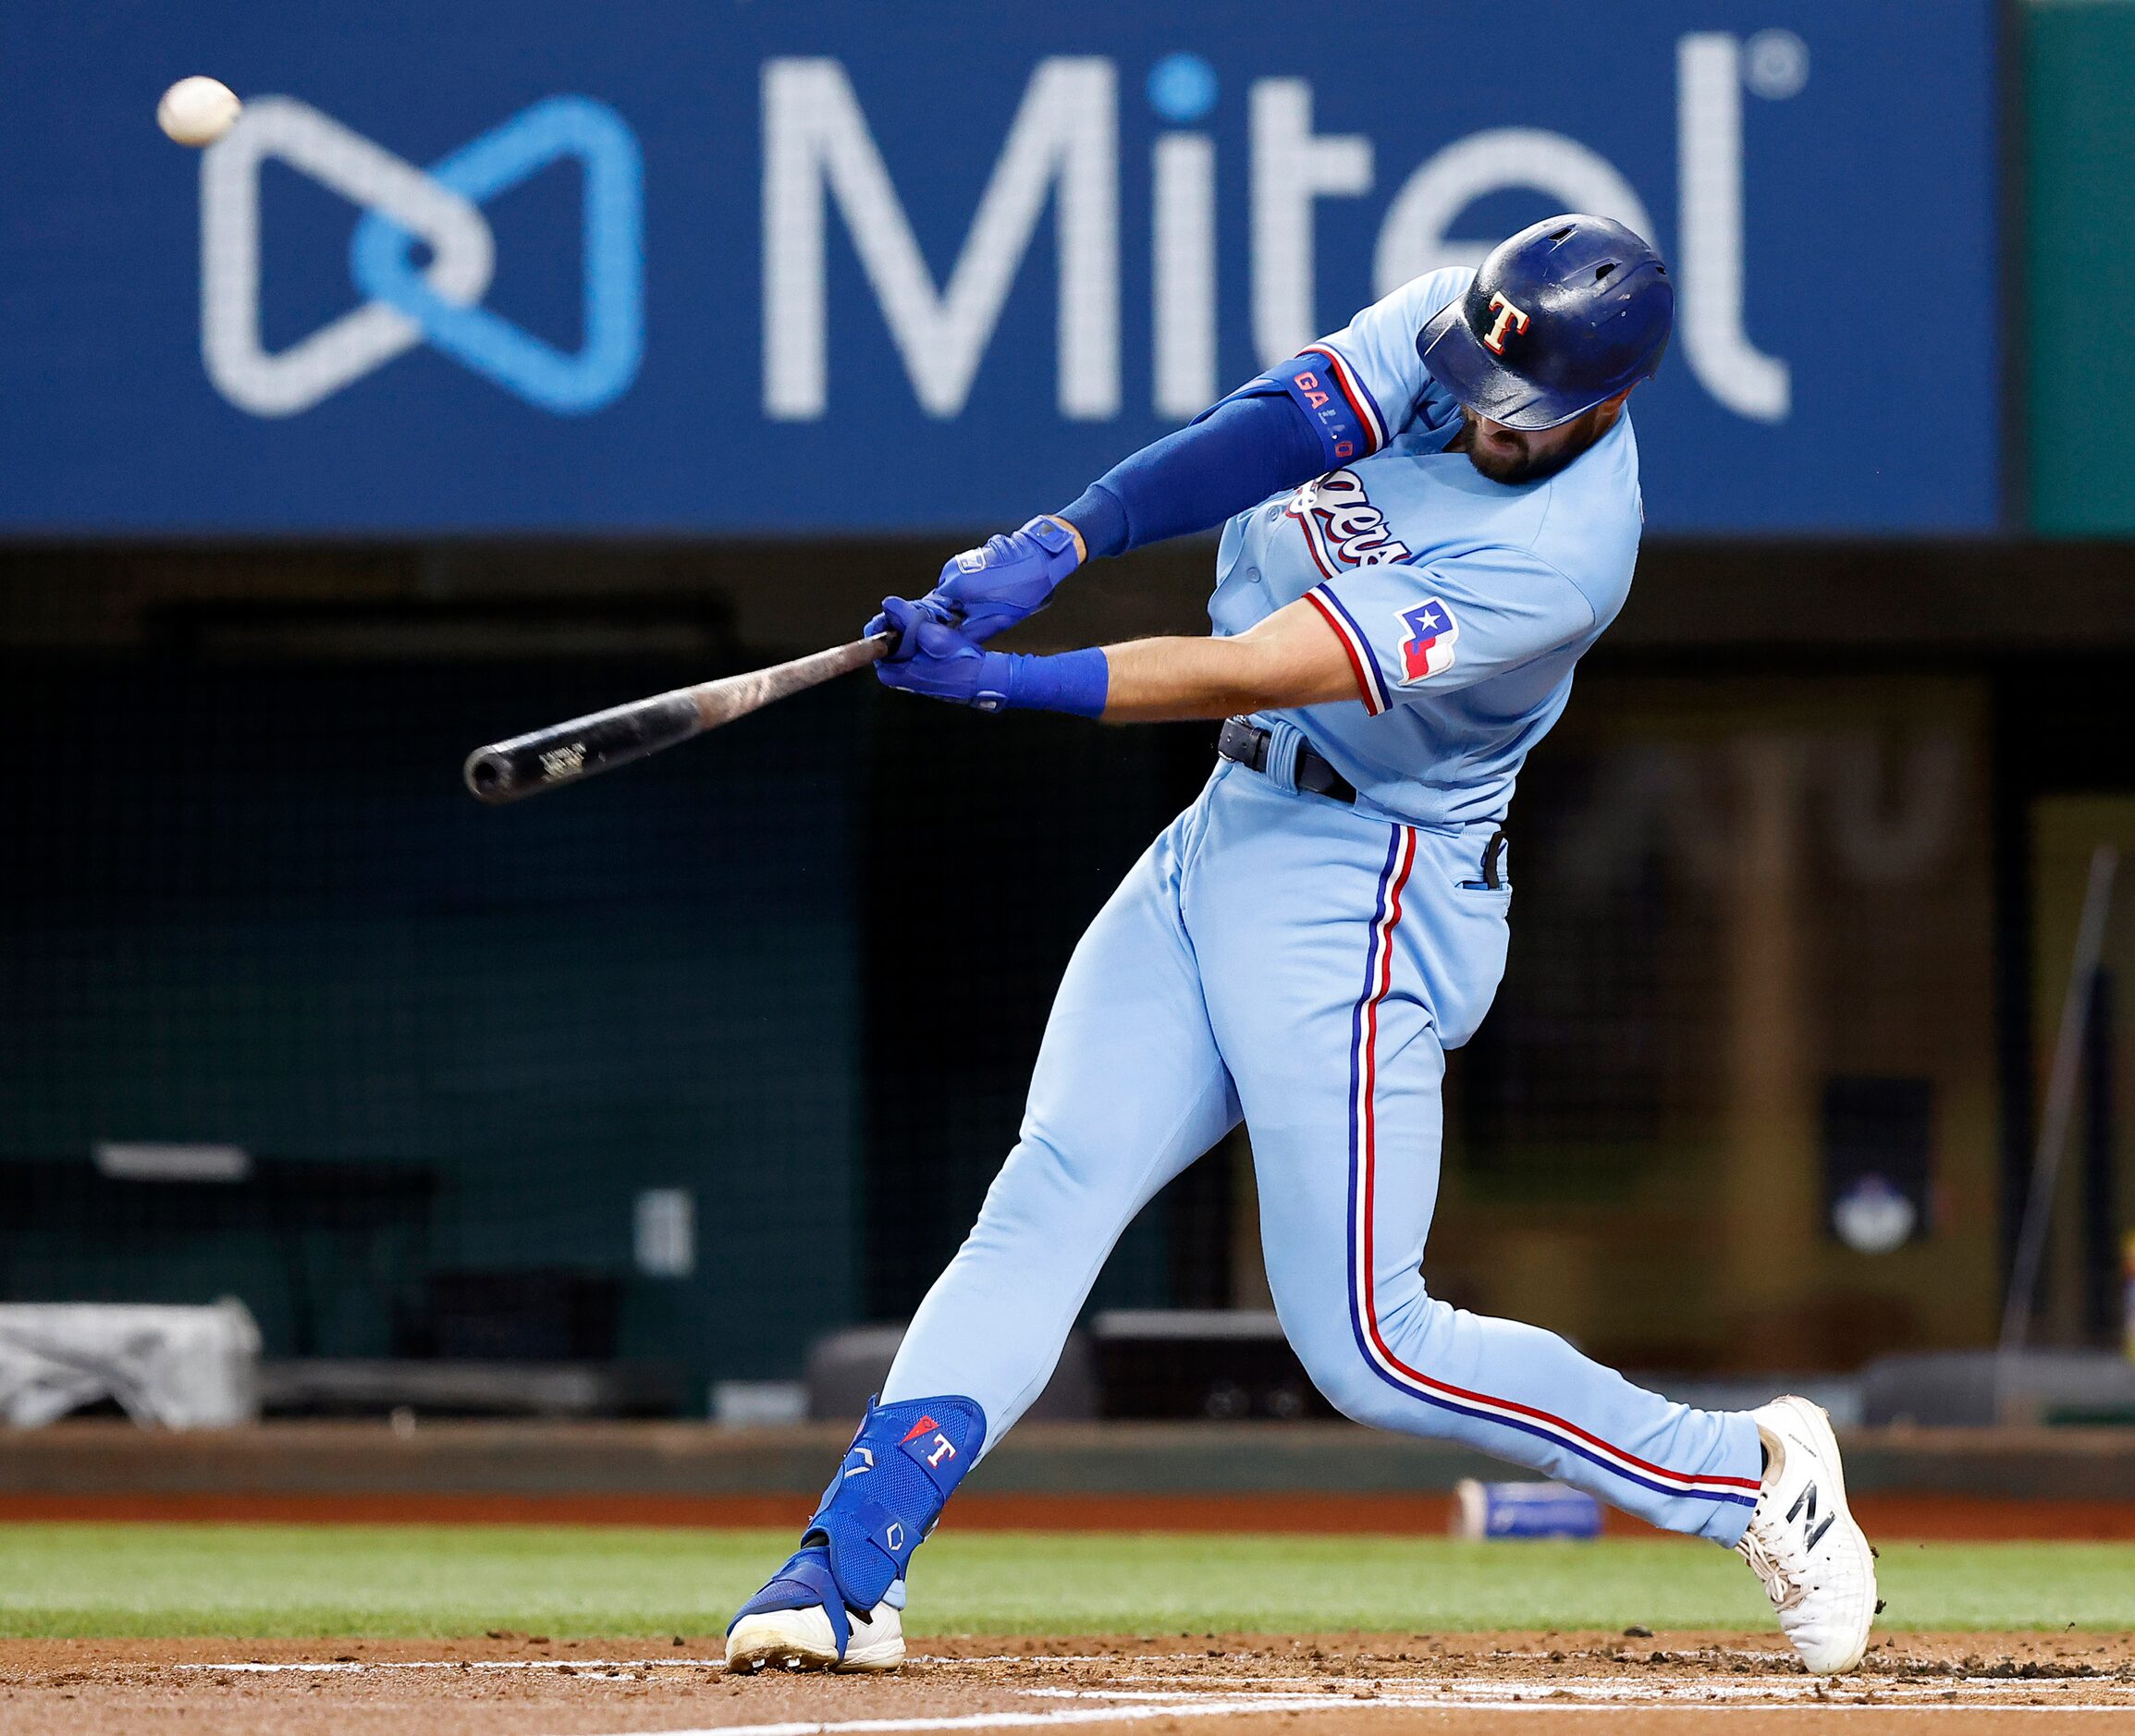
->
xmin=1417 ymin=214 xmax=1673 ymax=432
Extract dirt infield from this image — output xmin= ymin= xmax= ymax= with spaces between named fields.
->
xmin=2 ymin=1630 xmax=2130 ymax=1734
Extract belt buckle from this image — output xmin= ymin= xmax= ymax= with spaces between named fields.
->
xmin=1219 ymin=716 xmax=1270 ymax=775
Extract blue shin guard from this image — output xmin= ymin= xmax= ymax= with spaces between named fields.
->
xmin=728 ymin=1395 xmax=986 ymax=1643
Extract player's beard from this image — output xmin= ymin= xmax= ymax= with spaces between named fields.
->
xmin=1454 ymin=405 xmax=1606 ymax=485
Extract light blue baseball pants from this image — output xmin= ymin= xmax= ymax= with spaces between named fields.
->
xmin=885 ymin=741 xmax=1761 ymax=1544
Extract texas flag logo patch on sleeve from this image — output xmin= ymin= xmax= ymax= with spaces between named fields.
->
xmin=1398 ymin=598 xmax=1459 ymax=681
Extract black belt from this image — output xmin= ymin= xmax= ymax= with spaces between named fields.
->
xmin=1217 ymin=716 xmax=1356 ymax=804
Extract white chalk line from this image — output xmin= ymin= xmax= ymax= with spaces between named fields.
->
xmin=558 ymin=1698 xmax=2135 ymax=1736
xmin=171 ymin=1653 xmax=1124 ymax=1675
xmin=171 ymin=1657 xmax=2133 ymax=1707
xmin=175 ymin=1648 xmax=1152 ymax=1665
xmin=162 ymin=1656 xmax=2135 ymax=1730
xmin=178 ymin=1657 xmax=728 ymax=1675
xmin=164 ymin=1649 xmax=1788 ymax=1679
xmin=1025 ymin=1678 xmax=2135 ymax=1706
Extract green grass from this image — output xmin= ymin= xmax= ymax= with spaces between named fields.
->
xmin=0 ymin=1525 xmax=2128 ymax=1639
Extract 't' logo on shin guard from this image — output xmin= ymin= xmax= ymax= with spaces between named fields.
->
xmin=899 ymin=1415 xmax=961 ymax=1473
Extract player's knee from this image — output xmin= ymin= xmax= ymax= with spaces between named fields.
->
xmin=1282 ymin=1328 xmax=1385 ymax=1425
xmin=1286 ymin=1288 xmax=1466 ymax=1434
xmin=973 ymin=1130 xmax=1094 ymax=1225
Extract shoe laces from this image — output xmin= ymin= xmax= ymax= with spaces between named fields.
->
xmin=1736 ymin=1510 xmax=1811 ymax=1614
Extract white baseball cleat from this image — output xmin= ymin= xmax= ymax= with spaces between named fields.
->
xmin=1736 ymin=1395 xmax=1878 ymax=1674
xmin=726 ymin=1600 xmax=904 ymax=1674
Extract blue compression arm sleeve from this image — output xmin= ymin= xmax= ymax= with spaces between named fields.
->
xmin=1055 ymin=392 xmax=1326 ymax=559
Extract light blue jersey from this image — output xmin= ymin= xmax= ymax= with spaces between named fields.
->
xmin=741 ymin=235 xmax=1806 ymax=1677
xmin=870 ymin=264 xmax=1757 ymax=1600
xmin=1208 ymin=267 xmax=1644 ymax=829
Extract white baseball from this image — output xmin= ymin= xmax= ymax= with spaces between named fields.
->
xmin=156 ymin=76 xmax=242 ymax=147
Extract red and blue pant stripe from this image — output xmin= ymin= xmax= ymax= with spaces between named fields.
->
xmin=1344 ymin=825 xmax=1761 ymax=1523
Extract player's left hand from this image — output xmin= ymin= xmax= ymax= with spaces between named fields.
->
xmin=866 ymin=516 xmax=1085 ymax=650
xmin=871 ymin=596 xmax=1015 ymax=710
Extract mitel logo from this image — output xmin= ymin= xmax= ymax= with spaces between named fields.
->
xmin=765 ymin=31 xmax=1804 ymax=427
xmin=200 ymin=96 xmax=644 ymax=417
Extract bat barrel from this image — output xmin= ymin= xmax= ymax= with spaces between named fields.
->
xmin=462 ymin=691 xmax=705 ymax=805
xmin=461 ymin=635 xmax=891 ymax=806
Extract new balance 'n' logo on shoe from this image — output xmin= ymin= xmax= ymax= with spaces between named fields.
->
xmin=1785 ymin=1480 xmax=1835 ymax=1553
xmin=1736 ymin=1396 xmax=1878 ymax=1675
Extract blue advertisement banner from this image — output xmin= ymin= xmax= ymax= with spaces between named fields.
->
xmin=0 ymin=2 xmax=1997 ymax=534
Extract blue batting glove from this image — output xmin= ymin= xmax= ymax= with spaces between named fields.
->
xmin=871 ymin=595 xmax=1110 ymax=718
xmin=865 ymin=592 xmax=949 ymax=663
xmin=865 ymin=516 xmax=1086 ymax=651
xmin=872 ymin=597 xmax=1013 ymax=709
xmin=935 ymin=515 xmax=1085 ymax=641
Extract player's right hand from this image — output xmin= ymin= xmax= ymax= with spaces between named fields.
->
xmin=870 ymin=596 xmax=1012 ymax=710
xmin=866 ymin=515 xmax=1086 ymax=652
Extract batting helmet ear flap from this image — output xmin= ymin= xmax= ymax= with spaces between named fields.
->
xmin=1417 ymin=214 xmax=1674 ymax=432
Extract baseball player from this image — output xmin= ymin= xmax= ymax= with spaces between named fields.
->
xmin=727 ymin=215 xmax=1877 ymax=1677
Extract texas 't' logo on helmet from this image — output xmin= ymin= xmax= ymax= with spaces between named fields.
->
xmin=1480 ymin=292 xmax=1531 ymax=356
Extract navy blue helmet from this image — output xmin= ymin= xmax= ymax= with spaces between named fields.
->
xmin=1417 ymin=214 xmax=1673 ymax=432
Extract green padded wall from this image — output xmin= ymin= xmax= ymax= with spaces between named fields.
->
xmin=0 ymin=654 xmax=862 ymax=1400
xmin=2028 ymin=1 xmax=2135 ymax=532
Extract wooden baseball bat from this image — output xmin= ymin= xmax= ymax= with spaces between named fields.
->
xmin=463 ymin=632 xmax=894 ymax=804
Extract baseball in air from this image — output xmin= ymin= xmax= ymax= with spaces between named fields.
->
xmin=156 ymin=77 xmax=242 ymax=147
